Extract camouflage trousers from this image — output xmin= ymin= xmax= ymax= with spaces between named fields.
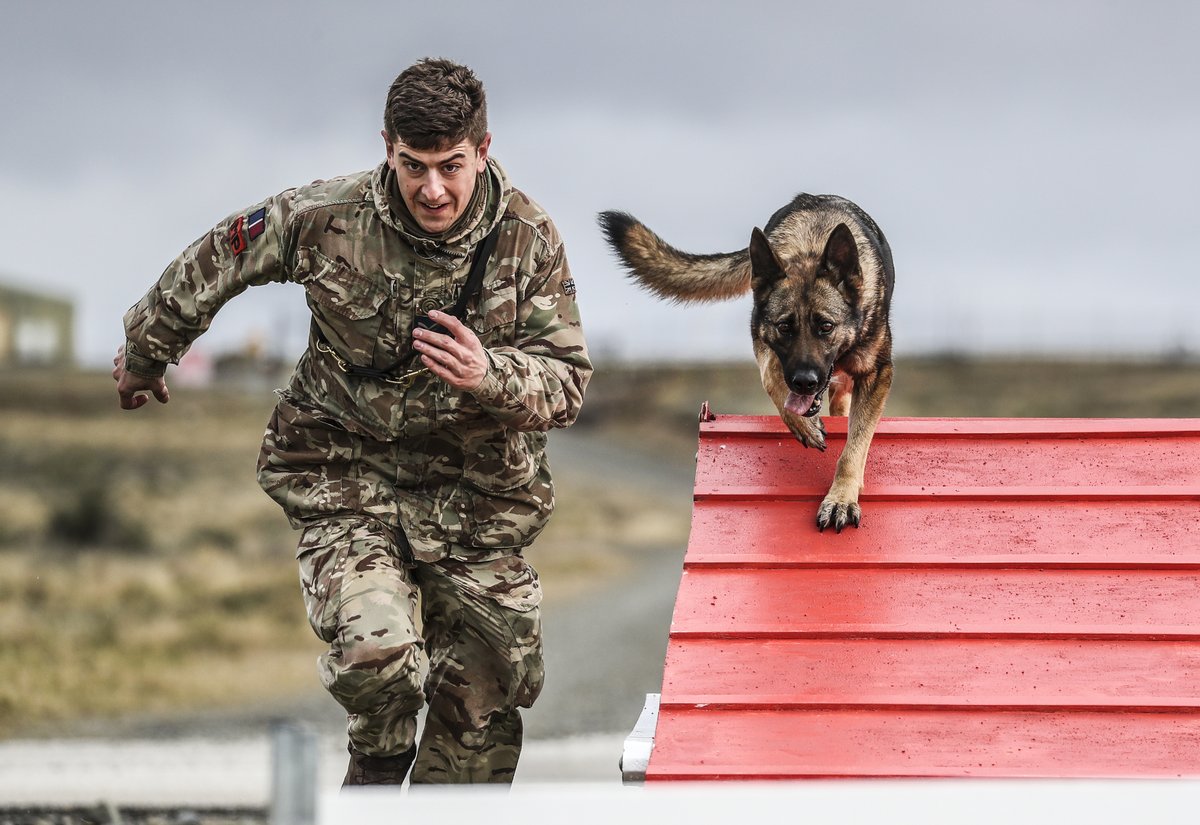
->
xmin=295 ymin=517 xmax=544 ymax=784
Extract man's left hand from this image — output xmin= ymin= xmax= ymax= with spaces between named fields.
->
xmin=412 ymin=310 xmax=489 ymax=391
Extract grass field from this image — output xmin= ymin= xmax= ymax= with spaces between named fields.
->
xmin=1 ymin=357 xmax=1197 ymax=736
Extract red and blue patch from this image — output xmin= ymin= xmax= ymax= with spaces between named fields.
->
xmin=227 ymin=207 xmax=267 ymax=257
xmin=247 ymin=207 xmax=267 ymax=241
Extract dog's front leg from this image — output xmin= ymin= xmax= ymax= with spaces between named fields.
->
xmin=818 ymin=361 xmax=892 ymax=531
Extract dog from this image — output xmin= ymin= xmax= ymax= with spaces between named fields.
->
xmin=598 ymin=193 xmax=894 ymax=532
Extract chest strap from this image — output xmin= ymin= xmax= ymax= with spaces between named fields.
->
xmin=446 ymin=224 xmax=502 ymax=325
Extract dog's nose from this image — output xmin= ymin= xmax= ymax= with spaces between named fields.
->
xmin=789 ymin=368 xmax=822 ymax=395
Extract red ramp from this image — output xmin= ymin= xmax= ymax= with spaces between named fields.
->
xmin=647 ymin=415 xmax=1200 ymax=780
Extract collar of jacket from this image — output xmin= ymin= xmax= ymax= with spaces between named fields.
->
xmin=371 ymin=158 xmax=510 ymax=269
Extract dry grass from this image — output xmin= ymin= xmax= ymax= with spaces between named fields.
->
xmin=0 ymin=550 xmax=319 ymax=727
xmin=886 ymin=356 xmax=1200 ymax=418
xmin=1 ymin=357 xmax=1196 ymax=737
xmin=0 ymin=372 xmax=313 ymax=735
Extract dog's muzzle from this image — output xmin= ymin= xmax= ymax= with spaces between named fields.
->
xmin=783 ymin=363 xmax=835 ymax=418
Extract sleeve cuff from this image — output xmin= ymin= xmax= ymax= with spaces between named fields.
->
xmin=469 ymin=349 xmax=504 ymax=404
xmin=124 ymin=341 xmax=169 ymax=378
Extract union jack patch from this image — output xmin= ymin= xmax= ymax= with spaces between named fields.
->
xmin=562 ymin=278 xmax=577 ymax=296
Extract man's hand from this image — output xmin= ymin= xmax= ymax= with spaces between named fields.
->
xmin=411 ymin=310 xmax=489 ymax=391
xmin=112 ymin=345 xmax=170 ymax=410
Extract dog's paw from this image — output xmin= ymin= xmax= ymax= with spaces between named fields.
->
xmin=786 ymin=415 xmax=827 ymax=452
xmin=817 ymin=496 xmax=861 ymax=533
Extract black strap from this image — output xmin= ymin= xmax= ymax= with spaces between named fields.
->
xmin=448 ymin=224 xmax=502 ymax=322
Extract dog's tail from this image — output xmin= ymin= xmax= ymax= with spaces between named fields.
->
xmin=598 ymin=211 xmax=751 ymax=303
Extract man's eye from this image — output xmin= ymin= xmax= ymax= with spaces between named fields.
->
xmin=403 ymin=162 xmax=423 ymax=173
xmin=442 ymin=165 xmax=461 ymax=175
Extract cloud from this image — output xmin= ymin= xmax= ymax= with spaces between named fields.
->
xmin=1 ymin=0 xmax=1197 ymax=365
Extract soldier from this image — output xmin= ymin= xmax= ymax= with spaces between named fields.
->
xmin=112 ymin=58 xmax=591 ymax=786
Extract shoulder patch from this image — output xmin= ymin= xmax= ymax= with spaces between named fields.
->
xmin=247 ymin=207 xmax=267 ymax=241
xmin=561 ymin=278 xmax=576 ymax=296
xmin=227 ymin=216 xmax=247 ymax=256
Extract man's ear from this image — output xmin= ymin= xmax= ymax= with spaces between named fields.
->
xmin=475 ymin=132 xmax=493 ymax=171
xmin=382 ymin=130 xmax=396 ymax=169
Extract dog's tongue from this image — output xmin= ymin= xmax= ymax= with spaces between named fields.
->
xmin=784 ymin=391 xmax=816 ymax=416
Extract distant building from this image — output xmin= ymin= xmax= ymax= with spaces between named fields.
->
xmin=0 ymin=281 xmax=74 ymax=368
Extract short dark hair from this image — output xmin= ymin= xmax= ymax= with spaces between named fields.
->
xmin=383 ymin=58 xmax=488 ymax=149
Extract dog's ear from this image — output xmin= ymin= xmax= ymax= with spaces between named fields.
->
xmin=820 ymin=224 xmax=863 ymax=296
xmin=749 ymin=227 xmax=786 ymax=293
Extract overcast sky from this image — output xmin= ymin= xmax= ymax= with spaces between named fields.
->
xmin=1 ymin=0 xmax=1198 ymax=366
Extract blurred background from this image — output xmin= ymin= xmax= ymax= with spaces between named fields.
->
xmin=1 ymin=0 xmax=1198 ymax=809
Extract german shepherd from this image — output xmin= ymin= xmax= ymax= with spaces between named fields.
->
xmin=599 ymin=194 xmax=894 ymax=532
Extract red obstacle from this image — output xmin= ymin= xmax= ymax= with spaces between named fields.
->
xmin=647 ymin=415 xmax=1200 ymax=780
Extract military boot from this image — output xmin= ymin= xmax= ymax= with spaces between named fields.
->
xmin=343 ymin=743 xmax=417 ymax=786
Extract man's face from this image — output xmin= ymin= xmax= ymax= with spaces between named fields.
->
xmin=383 ymin=132 xmax=492 ymax=235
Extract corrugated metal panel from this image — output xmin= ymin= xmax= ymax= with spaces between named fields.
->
xmin=648 ymin=415 xmax=1200 ymax=780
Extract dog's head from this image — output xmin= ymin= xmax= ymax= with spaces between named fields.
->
xmin=750 ymin=224 xmax=863 ymax=417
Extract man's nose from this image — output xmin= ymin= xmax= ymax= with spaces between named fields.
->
xmin=421 ymin=172 xmax=446 ymax=201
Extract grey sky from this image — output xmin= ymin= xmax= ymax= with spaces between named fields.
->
xmin=1 ymin=0 xmax=1197 ymax=365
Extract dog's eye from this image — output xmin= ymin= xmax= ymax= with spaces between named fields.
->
xmin=773 ymin=318 xmax=794 ymax=333
xmin=816 ymin=321 xmax=835 ymax=337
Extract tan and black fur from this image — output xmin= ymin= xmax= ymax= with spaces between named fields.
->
xmin=599 ymin=194 xmax=894 ymax=532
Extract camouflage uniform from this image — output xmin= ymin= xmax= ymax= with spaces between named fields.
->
xmin=123 ymin=159 xmax=591 ymax=782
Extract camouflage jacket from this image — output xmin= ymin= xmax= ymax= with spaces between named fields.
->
xmin=124 ymin=159 xmax=591 ymax=561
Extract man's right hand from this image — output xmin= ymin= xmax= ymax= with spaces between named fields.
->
xmin=112 ymin=345 xmax=170 ymax=410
